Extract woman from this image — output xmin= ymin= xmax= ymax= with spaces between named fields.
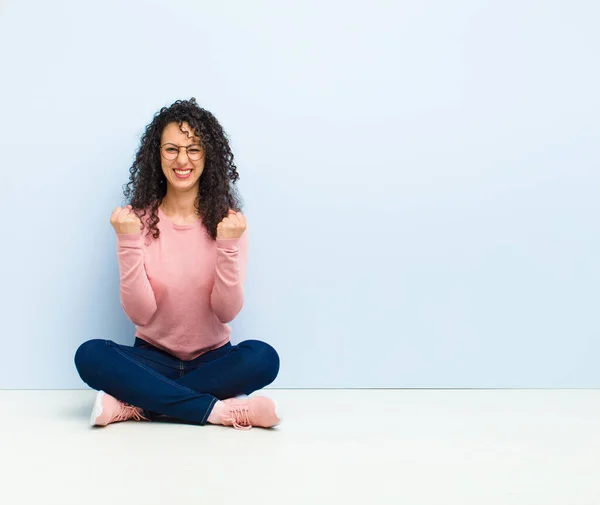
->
xmin=74 ymin=98 xmax=281 ymax=430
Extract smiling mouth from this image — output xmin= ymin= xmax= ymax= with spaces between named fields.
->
xmin=173 ymin=168 xmax=193 ymax=179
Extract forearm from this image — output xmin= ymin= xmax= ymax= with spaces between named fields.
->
xmin=210 ymin=236 xmax=247 ymax=323
xmin=116 ymin=232 xmax=158 ymax=325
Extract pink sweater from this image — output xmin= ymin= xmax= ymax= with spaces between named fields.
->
xmin=115 ymin=206 xmax=248 ymax=360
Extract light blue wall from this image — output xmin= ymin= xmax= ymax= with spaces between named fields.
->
xmin=1 ymin=0 xmax=598 ymax=389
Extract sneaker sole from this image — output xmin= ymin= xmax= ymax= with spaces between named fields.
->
xmin=90 ymin=390 xmax=105 ymax=426
xmin=272 ymin=398 xmax=282 ymax=426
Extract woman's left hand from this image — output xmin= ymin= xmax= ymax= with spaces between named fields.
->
xmin=217 ymin=210 xmax=247 ymax=239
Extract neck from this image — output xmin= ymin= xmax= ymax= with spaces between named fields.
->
xmin=160 ymin=187 xmax=199 ymax=219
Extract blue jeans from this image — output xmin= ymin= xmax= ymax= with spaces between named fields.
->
xmin=74 ymin=337 xmax=280 ymax=425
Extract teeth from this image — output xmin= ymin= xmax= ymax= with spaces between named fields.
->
xmin=174 ymin=169 xmax=192 ymax=175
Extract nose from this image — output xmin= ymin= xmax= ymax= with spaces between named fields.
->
xmin=176 ymin=147 xmax=190 ymax=164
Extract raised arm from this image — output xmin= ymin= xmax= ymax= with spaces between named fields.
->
xmin=111 ymin=206 xmax=158 ymax=326
xmin=210 ymin=211 xmax=249 ymax=323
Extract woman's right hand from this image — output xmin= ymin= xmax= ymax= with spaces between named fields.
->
xmin=110 ymin=205 xmax=142 ymax=235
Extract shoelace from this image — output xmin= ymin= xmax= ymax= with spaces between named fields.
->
xmin=112 ymin=403 xmax=149 ymax=423
xmin=224 ymin=405 xmax=253 ymax=431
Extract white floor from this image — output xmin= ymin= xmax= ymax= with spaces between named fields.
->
xmin=1 ymin=389 xmax=600 ymax=504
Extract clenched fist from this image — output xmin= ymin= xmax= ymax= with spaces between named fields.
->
xmin=110 ymin=205 xmax=142 ymax=235
xmin=217 ymin=210 xmax=247 ymax=239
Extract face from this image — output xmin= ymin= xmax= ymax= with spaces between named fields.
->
xmin=159 ymin=121 xmax=205 ymax=190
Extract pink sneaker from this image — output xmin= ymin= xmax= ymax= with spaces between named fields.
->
xmin=220 ymin=396 xmax=281 ymax=430
xmin=90 ymin=390 xmax=149 ymax=427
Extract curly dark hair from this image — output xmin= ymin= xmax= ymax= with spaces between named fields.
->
xmin=122 ymin=97 xmax=243 ymax=241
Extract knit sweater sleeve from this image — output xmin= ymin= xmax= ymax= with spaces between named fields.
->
xmin=115 ymin=232 xmax=158 ymax=326
xmin=210 ymin=227 xmax=248 ymax=323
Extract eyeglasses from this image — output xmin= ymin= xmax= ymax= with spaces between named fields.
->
xmin=160 ymin=143 xmax=204 ymax=161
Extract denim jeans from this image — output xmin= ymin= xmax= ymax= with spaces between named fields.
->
xmin=74 ymin=337 xmax=280 ymax=425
